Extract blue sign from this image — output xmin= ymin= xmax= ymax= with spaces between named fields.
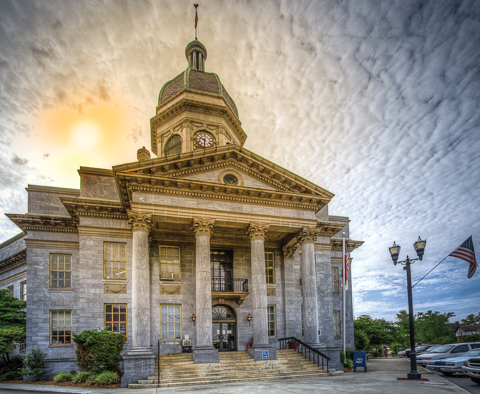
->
xmin=262 ymin=350 xmax=269 ymax=359
xmin=353 ymin=350 xmax=367 ymax=372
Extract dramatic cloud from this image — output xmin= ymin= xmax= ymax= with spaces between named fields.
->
xmin=1 ymin=0 xmax=479 ymax=322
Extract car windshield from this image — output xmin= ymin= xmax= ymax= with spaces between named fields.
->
xmin=430 ymin=345 xmax=454 ymax=353
xmin=461 ymin=350 xmax=480 ymax=357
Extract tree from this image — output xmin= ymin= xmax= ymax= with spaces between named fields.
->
xmin=354 ymin=315 xmax=397 ymax=352
xmin=460 ymin=313 xmax=480 ymax=325
xmin=395 ymin=310 xmax=412 ymax=348
xmin=415 ymin=310 xmax=455 ymax=343
xmin=354 ymin=329 xmax=369 ymax=350
xmin=0 ymin=289 xmax=26 ymax=362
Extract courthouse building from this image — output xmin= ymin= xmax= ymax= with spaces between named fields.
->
xmin=0 ymin=39 xmax=362 ymax=385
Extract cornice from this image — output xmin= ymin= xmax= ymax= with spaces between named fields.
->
xmin=60 ymin=197 xmax=127 ymax=220
xmin=330 ymin=238 xmax=364 ymax=252
xmin=0 ymin=232 xmax=25 ymax=249
xmin=0 ymin=270 xmax=26 ymax=287
xmin=0 ymin=249 xmax=26 ymax=275
xmin=6 ymin=214 xmax=78 ymax=234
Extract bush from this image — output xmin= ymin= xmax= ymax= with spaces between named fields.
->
xmin=0 ymin=355 xmax=23 ymax=381
xmin=21 ymin=348 xmax=49 ymax=381
xmin=72 ymin=329 xmax=126 ymax=375
xmin=354 ymin=329 xmax=370 ymax=350
xmin=94 ymin=371 xmax=120 ymax=386
xmin=72 ymin=371 xmax=91 ymax=384
xmin=53 ymin=372 xmax=74 ymax=383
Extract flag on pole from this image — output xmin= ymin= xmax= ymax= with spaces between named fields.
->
xmin=194 ymin=4 xmax=199 ymax=29
xmin=343 ymin=237 xmax=349 ymax=289
xmin=449 ymin=236 xmax=477 ymax=278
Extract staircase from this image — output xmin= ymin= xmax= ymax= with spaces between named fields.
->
xmin=129 ymin=349 xmax=335 ymax=389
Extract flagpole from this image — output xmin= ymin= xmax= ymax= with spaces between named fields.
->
xmin=412 ymin=236 xmax=472 ymax=288
xmin=342 ymin=233 xmax=346 ymax=365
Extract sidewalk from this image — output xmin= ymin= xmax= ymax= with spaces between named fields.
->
xmin=0 ymin=358 xmax=469 ymax=394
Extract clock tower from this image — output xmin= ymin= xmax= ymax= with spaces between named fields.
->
xmin=150 ymin=40 xmax=247 ymax=158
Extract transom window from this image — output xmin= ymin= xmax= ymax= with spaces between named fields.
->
xmin=104 ymin=243 xmax=126 ymax=280
xmin=160 ymin=246 xmax=180 ymax=281
xmin=161 ymin=304 xmax=181 ymax=340
xmin=268 ymin=305 xmax=276 ymax=338
xmin=50 ymin=310 xmax=72 ymax=345
xmin=334 ymin=310 xmax=341 ymax=338
xmin=332 ymin=267 xmax=339 ymax=294
xmin=212 ymin=305 xmax=235 ymax=319
xmin=165 ymin=135 xmax=182 ymax=156
xmin=265 ymin=252 xmax=275 ymax=284
xmin=105 ymin=304 xmax=127 ymax=336
xmin=50 ymin=254 xmax=72 ymax=288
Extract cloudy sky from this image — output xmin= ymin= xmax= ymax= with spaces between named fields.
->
xmin=1 ymin=0 xmax=479 ymax=323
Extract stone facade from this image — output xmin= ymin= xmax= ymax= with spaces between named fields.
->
xmin=0 ymin=39 xmax=363 ymax=386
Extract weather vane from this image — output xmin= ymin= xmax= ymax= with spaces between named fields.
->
xmin=194 ymin=4 xmax=199 ymax=40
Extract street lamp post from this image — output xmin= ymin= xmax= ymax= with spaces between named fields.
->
xmin=389 ymin=236 xmax=427 ymax=380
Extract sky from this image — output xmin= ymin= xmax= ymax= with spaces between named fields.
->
xmin=0 ymin=0 xmax=479 ymax=323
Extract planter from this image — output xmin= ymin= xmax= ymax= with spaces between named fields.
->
xmin=344 ymin=366 xmax=353 ymax=373
xmin=288 ymin=342 xmax=300 ymax=350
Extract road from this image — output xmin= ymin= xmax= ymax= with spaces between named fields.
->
xmin=435 ymin=372 xmax=480 ymax=394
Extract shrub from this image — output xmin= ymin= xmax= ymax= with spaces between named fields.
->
xmin=72 ymin=371 xmax=91 ymax=384
xmin=354 ymin=329 xmax=370 ymax=350
xmin=0 ymin=355 xmax=23 ymax=381
xmin=72 ymin=329 xmax=126 ymax=375
xmin=94 ymin=371 xmax=120 ymax=386
xmin=53 ymin=372 xmax=74 ymax=383
xmin=342 ymin=358 xmax=353 ymax=368
xmin=21 ymin=348 xmax=49 ymax=381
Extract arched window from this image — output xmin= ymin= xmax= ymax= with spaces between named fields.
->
xmin=164 ymin=135 xmax=182 ymax=156
xmin=212 ymin=305 xmax=235 ymax=319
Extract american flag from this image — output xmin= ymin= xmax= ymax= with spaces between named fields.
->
xmin=449 ymin=236 xmax=477 ymax=278
xmin=194 ymin=4 xmax=199 ymax=29
xmin=343 ymin=238 xmax=349 ymax=288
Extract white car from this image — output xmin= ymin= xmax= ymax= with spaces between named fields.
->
xmin=426 ymin=349 xmax=480 ymax=375
xmin=462 ymin=357 xmax=480 ymax=384
xmin=416 ymin=343 xmax=480 ymax=366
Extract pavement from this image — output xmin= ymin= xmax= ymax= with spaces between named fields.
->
xmin=0 ymin=357 xmax=471 ymax=394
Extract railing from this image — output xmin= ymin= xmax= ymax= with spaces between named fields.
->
xmin=211 ymin=278 xmax=248 ymax=292
xmin=278 ymin=337 xmax=331 ymax=371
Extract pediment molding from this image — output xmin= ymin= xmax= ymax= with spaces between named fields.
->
xmin=6 ymin=214 xmax=78 ymax=234
xmin=60 ymin=197 xmax=127 ymax=220
xmin=0 ymin=249 xmax=26 ymax=275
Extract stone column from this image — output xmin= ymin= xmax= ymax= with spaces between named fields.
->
xmin=192 ymin=217 xmax=219 ymax=364
xmin=122 ymin=211 xmax=155 ymax=387
xmin=246 ymin=223 xmax=276 ymax=361
xmin=282 ymin=246 xmax=301 ymax=338
xmin=298 ymin=227 xmax=322 ymax=347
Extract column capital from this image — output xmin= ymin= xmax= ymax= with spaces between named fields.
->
xmin=282 ymin=246 xmax=297 ymax=260
xmin=127 ymin=210 xmax=153 ymax=233
xmin=192 ymin=217 xmax=215 ymax=237
xmin=297 ymin=227 xmax=321 ymax=244
xmin=246 ymin=223 xmax=269 ymax=241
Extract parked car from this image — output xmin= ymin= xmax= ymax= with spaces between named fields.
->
xmin=417 ymin=343 xmax=480 ymax=366
xmin=462 ymin=357 xmax=480 ymax=384
xmin=426 ymin=349 xmax=480 ymax=375
xmin=405 ymin=345 xmax=432 ymax=358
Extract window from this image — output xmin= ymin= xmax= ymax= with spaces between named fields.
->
xmin=19 ymin=342 xmax=26 ymax=351
xmin=334 ymin=310 xmax=341 ymax=338
xmin=104 ymin=243 xmax=126 ymax=280
xmin=332 ymin=267 xmax=339 ymax=294
xmin=20 ymin=281 xmax=27 ymax=301
xmin=165 ymin=135 xmax=182 ymax=156
xmin=161 ymin=304 xmax=181 ymax=340
xmin=452 ymin=344 xmax=469 ymax=353
xmin=105 ymin=304 xmax=127 ymax=336
xmin=268 ymin=305 xmax=276 ymax=338
xmin=265 ymin=252 xmax=275 ymax=284
xmin=50 ymin=310 xmax=72 ymax=345
xmin=7 ymin=285 xmax=14 ymax=297
xmin=50 ymin=254 xmax=72 ymax=288
xmin=160 ymin=246 xmax=180 ymax=281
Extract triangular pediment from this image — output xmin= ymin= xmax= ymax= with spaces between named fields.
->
xmin=112 ymin=144 xmax=334 ymax=211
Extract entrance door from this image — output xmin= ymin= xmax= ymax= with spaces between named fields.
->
xmin=212 ymin=322 xmax=236 ymax=351
xmin=212 ymin=305 xmax=236 ymax=351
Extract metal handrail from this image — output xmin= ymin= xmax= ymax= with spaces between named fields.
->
xmin=278 ymin=336 xmax=330 ymax=371
xmin=211 ymin=278 xmax=248 ymax=292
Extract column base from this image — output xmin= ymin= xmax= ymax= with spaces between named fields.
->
xmin=248 ymin=344 xmax=276 ymax=361
xmin=193 ymin=346 xmax=219 ymax=364
xmin=121 ymin=349 xmax=155 ymax=388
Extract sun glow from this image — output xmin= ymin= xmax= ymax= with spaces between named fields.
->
xmin=72 ymin=122 xmax=100 ymax=149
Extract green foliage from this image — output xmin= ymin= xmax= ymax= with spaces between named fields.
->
xmin=415 ymin=311 xmax=456 ymax=343
xmin=0 ymin=289 xmax=26 ymax=359
xmin=354 ymin=329 xmax=369 ymax=350
xmin=0 ymin=355 xmax=23 ymax=381
xmin=21 ymin=348 xmax=49 ymax=381
xmin=72 ymin=329 xmax=126 ymax=375
xmin=72 ymin=371 xmax=91 ymax=383
xmin=461 ymin=313 xmax=480 ymax=325
xmin=94 ymin=371 xmax=120 ymax=386
xmin=461 ymin=333 xmax=480 ymax=343
xmin=53 ymin=372 xmax=74 ymax=383
xmin=354 ymin=315 xmax=396 ymax=351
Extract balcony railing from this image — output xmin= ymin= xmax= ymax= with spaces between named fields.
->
xmin=211 ymin=278 xmax=248 ymax=292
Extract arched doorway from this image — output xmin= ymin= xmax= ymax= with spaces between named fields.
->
xmin=212 ymin=305 xmax=236 ymax=351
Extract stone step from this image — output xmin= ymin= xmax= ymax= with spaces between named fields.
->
xmin=155 ymin=359 xmax=320 ymax=368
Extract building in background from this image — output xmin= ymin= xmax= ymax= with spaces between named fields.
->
xmin=0 ymin=38 xmax=362 ymax=386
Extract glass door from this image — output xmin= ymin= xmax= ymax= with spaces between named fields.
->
xmin=212 ymin=322 xmax=236 ymax=351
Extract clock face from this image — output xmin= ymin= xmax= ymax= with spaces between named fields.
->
xmin=195 ymin=133 xmax=214 ymax=147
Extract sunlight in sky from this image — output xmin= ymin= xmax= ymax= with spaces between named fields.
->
xmin=72 ymin=122 xmax=100 ymax=149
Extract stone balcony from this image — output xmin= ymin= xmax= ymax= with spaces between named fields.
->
xmin=211 ymin=278 xmax=249 ymax=308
